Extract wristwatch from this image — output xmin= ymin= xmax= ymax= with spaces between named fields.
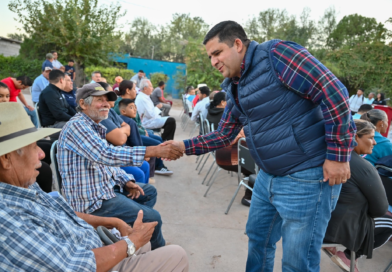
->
xmin=124 ymin=237 xmax=136 ymax=257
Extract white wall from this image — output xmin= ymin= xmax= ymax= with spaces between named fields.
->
xmin=0 ymin=40 xmax=20 ymax=56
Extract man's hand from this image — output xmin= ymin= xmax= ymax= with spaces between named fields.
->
xmin=128 ymin=210 xmax=157 ymax=250
xmin=323 ymin=159 xmax=350 ymax=186
xmin=26 ymin=105 xmax=34 ymax=111
xmin=115 ymin=219 xmax=133 ymax=237
xmin=124 ymin=181 xmax=144 ymax=199
xmin=145 ymin=141 xmax=184 ymax=160
xmin=145 ymin=130 xmax=149 ymax=137
xmin=156 ymin=103 xmax=163 ymax=109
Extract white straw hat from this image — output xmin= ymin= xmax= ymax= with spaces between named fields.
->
xmin=0 ymin=103 xmax=60 ymax=156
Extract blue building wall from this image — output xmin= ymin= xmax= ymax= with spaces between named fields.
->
xmin=112 ymin=55 xmax=186 ymax=99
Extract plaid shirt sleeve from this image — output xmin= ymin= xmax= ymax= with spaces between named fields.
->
xmin=272 ymin=41 xmax=356 ymax=162
xmin=183 ymin=104 xmax=243 ymax=155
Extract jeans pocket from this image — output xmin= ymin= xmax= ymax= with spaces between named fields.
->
xmin=330 ymin=184 xmax=342 ymax=211
xmin=286 ymin=167 xmax=323 ymax=183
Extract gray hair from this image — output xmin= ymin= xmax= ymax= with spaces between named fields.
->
xmin=76 ymin=95 xmax=94 ymax=112
xmin=46 ymin=53 xmax=53 ymax=60
xmin=91 ymin=71 xmax=101 ymax=77
xmin=360 ymin=109 xmax=388 ymax=125
xmin=139 ymin=79 xmax=151 ymax=91
xmin=354 ymin=119 xmax=376 ymax=138
xmin=16 ymin=148 xmax=24 ymax=155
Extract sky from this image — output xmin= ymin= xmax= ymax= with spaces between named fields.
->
xmin=1 ymin=0 xmax=391 ymax=37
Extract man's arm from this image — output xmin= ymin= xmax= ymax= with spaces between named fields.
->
xmin=17 ymin=92 xmax=34 ymax=111
xmin=106 ymin=122 xmax=130 ymax=146
xmin=190 ymin=104 xmax=200 ymax=122
xmin=173 ymin=103 xmax=243 ymax=156
xmin=272 ymin=41 xmax=356 ymax=184
xmin=45 ymin=91 xmax=74 ymax=121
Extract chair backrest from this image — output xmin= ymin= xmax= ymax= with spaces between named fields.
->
xmin=50 ymin=140 xmax=63 ymax=194
xmin=199 ymin=114 xmax=205 ymax=134
xmin=203 ymin=119 xmax=211 ymax=134
xmin=34 ymin=103 xmax=42 ymax=128
xmin=376 ymin=165 xmax=392 ymax=205
xmin=238 ymin=138 xmax=258 ymax=175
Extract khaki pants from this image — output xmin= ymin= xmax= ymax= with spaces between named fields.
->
xmin=109 ymin=243 xmax=189 ymax=272
xmin=160 ymin=103 xmax=171 ymax=116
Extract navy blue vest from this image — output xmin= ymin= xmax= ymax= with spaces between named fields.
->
xmin=222 ymin=40 xmax=327 ymax=176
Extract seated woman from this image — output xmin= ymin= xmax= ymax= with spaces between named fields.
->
xmin=372 ymin=93 xmax=387 ymax=105
xmin=360 ymin=109 xmax=392 ymax=165
xmin=206 ymin=92 xmax=253 ymax=207
xmin=324 ymin=119 xmax=391 ymax=272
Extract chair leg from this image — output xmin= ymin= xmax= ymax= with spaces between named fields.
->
xmin=195 ymin=154 xmax=205 ymax=170
xmin=350 ymin=250 xmax=355 ymax=272
xmin=206 ymin=164 xmax=219 ymax=186
xmin=198 ymin=153 xmax=210 ymax=174
xmin=204 ymin=168 xmax=221 ymax=197
xmin=202 ymin=159 xmax=216 ymax=185
xmin=225 ymin=181 xmax=244 ymax=214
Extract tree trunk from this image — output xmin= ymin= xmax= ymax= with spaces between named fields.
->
xmin=74 ymin=61 xmax=86 ymax=88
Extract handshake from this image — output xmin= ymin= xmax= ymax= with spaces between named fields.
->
xmin=144 ymin=140 xmax=185 ymax=161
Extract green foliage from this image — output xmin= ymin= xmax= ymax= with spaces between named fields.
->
xmin=150 ymin=73 xmax=168 ymax=88
xmin=173 ymin=66 xmax=187 ymax=93
xmin=327 ymin=14 xmax=387 ymax=49
xmin=84 ymin=66 xmax=135 ymax=85
xmin=9 ymin=0 xmax=125 ymax=85
xmin=317 ymin=43 xmax=392 ymax=97
xmin=0 ymin=55 xmax=41 ymax=80
xmin=184 ymin=39 xmax=223 ymax=90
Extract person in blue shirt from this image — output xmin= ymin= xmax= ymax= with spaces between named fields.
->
xmin=61 ymin=74 xmax=76 ymax=109
xmin=352 ymin=104 xmax=373 ymax=120
xmin=41 ymin=53 xmax=54 ymax=71
xmin=361 ymin=109 xmax=392 ymax=165
xmin=31 ymin=67 xmax=51 ymax=104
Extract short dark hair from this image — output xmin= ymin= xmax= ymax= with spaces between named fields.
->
xmin=68 ymin=59 xmax=74 ymax=63
xmin=16 ymin=75 xmax=33 ymax=87
xmin=0 ymin=82 xmax=9 ymax=90
xmin=358 ymin=88 xmax=365 ymax=93
xmin=48 ymin=70 xmax=65 ymax=84
xmin=119 ymin=98 xmax=135 ymax=111
xmin=138 ymin=70 xmax=144 ymax=73
xmin=158 ymin=81 xmax=165 ymax=87
xmin=357 ymin=104 xmax=373 ymax=113
xmin=199 ymin=86 xmax=210 ymax=97
xmin=118 ymin=80 xmax=134 ymax=96
xmin=186 ymin=86 xmax=194 ymax=94
xmin=92 ymin=71 xmax=101 ymax=76
xmin=203 ymin=21 xmax=250 ymax=47
xmin=51 ymin=50 xmax=57 ymax=54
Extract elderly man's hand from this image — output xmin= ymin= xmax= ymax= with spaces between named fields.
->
xmin=156 ymin=103 xmax=163 ymax=109
xmin=124 ymin=181 xmax=144 ymax=199
xmin=128 ymin=210 xmax=157 ymax=250
xmin=145 ymin=141 xmax=184 ymax=161
xmin=323 ymin=159 xmax=350 ymax=186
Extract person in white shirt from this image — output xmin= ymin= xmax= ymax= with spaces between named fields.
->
xmin=135 ymin=79 xmax=176 ymax=141
xmin=349 ymin=89 xmax=365 ymax=114
xmin=90 ymin=71 xmax=102 ymax=83
xmin=191 ymin=86 xmax=211 ymax=123
xmin=51 ymin=50 xmax=64 ymax=70
xmin=364 ymin=92 xmax=375 ymax=104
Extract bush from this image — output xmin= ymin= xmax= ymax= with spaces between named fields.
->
xmin=84 ymin=66 xmax=135 ymax=85
xmin=0 ymin=55 xmax=41 ymax=80
xmin=150 ymin=72 xmax=168 ymax=88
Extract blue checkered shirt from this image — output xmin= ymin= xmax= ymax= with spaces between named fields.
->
xmin=0 ymin=182 xmax=102 ymax=271
xmin=58 ymin=112 xmax=146 ymax=213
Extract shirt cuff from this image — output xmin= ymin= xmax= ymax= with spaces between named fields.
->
xmin=326 ymin=145 xmax=354 ymax=162
xmin=183 ymin=139 xmax=193 ymax=155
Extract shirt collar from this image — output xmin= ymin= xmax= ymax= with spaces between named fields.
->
xmin=0 ymin=182 xmax=40 ymax=202
xmin=232 ymin=56 xmax=246 ymax=85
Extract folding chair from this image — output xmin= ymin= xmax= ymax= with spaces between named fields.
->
xmin=375 ymin=165 xmax=392 ymax=205
xmin=195 ymin=115 xmax=207 ymax=171
xmin=35 ymin=103 xmax=42 ymax=128
xmin=225 ymin=138 xmax=258 ymax=214
xmin=321 ymin=243 xmax=356 ymax=272
xmin=50 ymin=140 xmax=64 ymax=196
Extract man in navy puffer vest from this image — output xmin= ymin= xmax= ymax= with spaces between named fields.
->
xmin=170 ymin=21 xmax=356 ymax=271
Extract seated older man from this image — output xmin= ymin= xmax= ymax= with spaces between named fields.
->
xmin=135 ymin=79 xmax=176 ymax=141
xmin=0 ymin=103 xmax=189 ymax=272
xmin=58 ymin=83 xmax=183 ymax=250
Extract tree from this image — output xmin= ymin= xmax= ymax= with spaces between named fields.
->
xmin=316 ymin=6 xmax=337 ymax=48
xmin=7 ymin=33 xmax=24 ymax=41
xmin=327 ymin=14 xmax=387 ymax=49
xmin=9 ymin=0 xmax=125 ymax=85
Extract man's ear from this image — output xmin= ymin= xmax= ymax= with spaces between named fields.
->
xmin=0 ymin=153 xmax=12 ymax=170
xmin=79 ymin=99 xmax=87 ymax=110
xmin=234 ymin=38 xmax=244 ymax=53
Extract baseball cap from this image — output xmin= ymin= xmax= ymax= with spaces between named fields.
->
xmin=76 ymin=83 xmax=117 ymax=103
xmin=44 ymin=67 xmax=53 ymax=71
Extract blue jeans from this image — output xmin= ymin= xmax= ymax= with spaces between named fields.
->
xmin=91 ymin=184 xmax=165 ymax=249
xmin=246 ymin=167 xmax=341 ymax=272
xmin=24 ymin=106 xmax=38 ymax=128
xmin=121 ymin=161 xmax=150 ymax=184
xmin=141 ymin=133 xmax=164 ymax=169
